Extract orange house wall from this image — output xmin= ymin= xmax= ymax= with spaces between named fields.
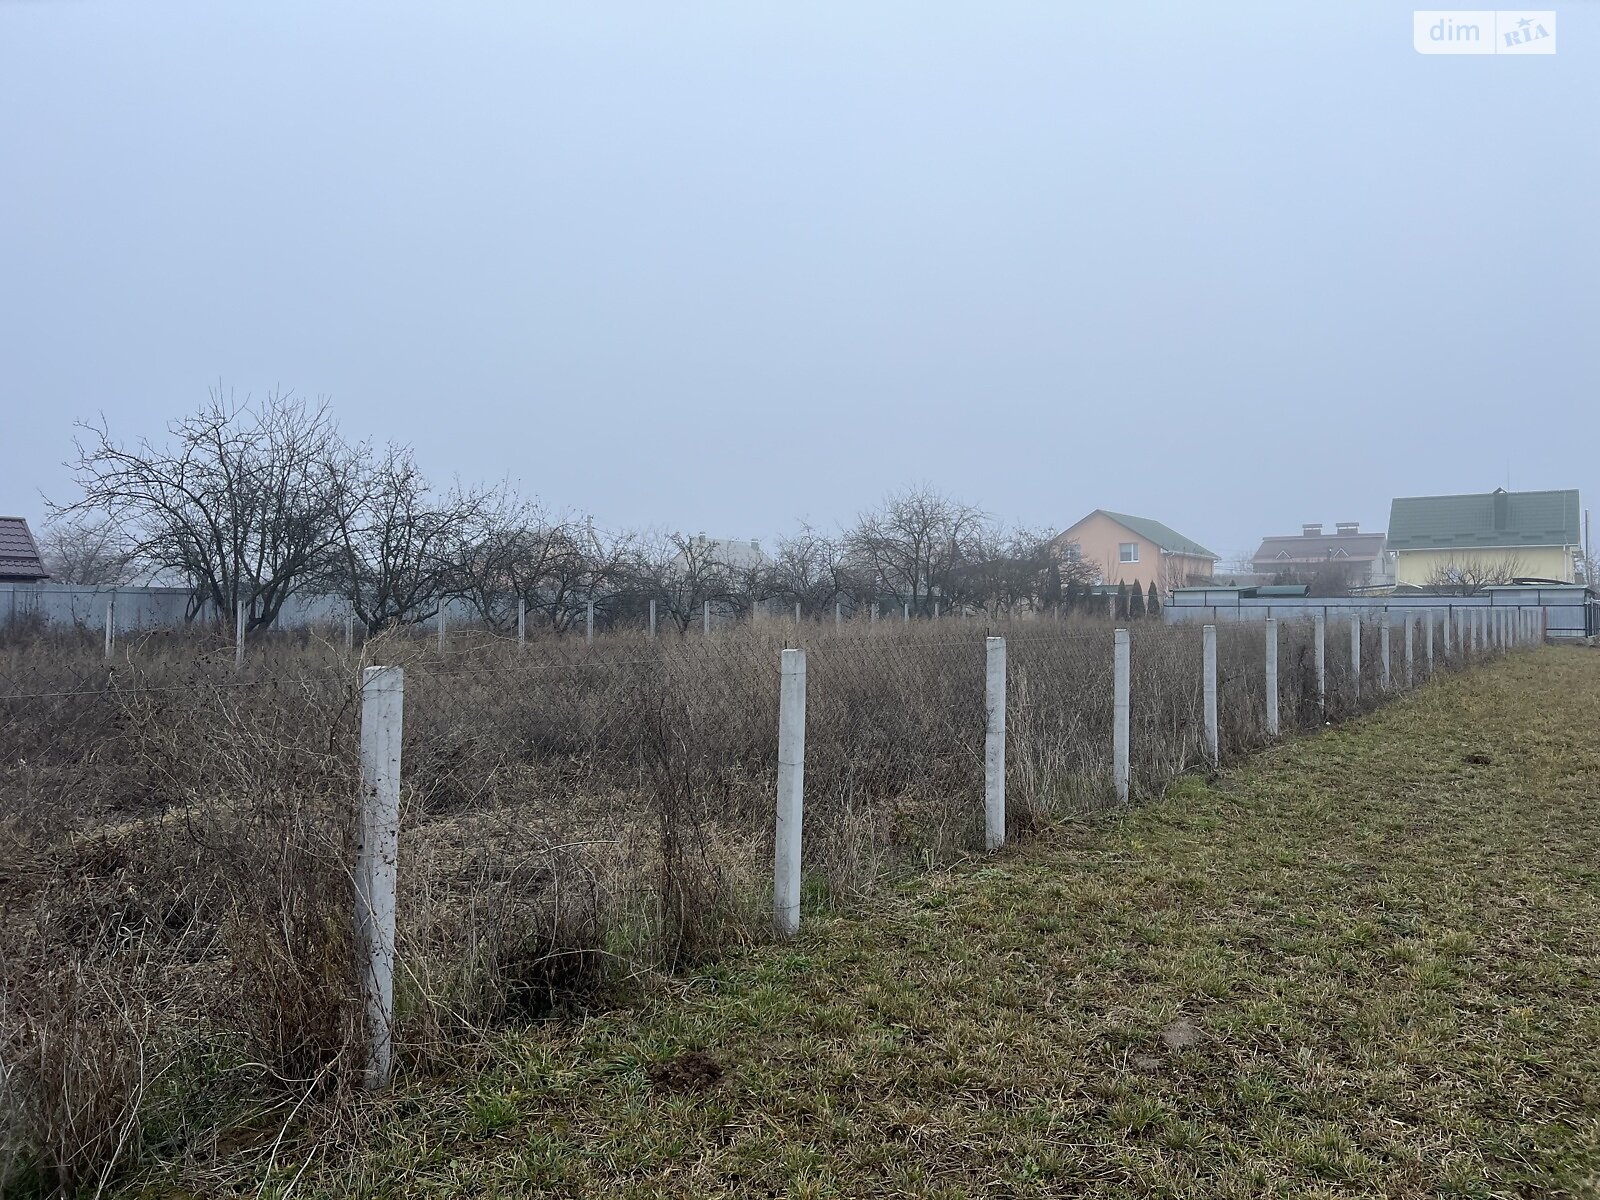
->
xmin=1057 ymin=512 xmax=1215 ymax=592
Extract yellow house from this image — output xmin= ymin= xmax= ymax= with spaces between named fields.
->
xmin=1388 ymin=488 xmax=1582 ymax=588
xmin=1050 ymin=510 xmax=1217 ymax=595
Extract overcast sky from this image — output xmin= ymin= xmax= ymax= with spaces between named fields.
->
xmin=3 ymin=1 xmax=1595 ymax=563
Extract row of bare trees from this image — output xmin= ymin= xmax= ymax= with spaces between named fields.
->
xmin=47 ymin=391 xmax=1107 ymax=633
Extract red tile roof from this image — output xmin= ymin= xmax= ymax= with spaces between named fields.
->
xmin=0 ymin=517 xmax=49 ymax=581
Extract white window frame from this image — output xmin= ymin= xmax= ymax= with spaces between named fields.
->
xmin=1119 ymin=542 xmax=1140 ymax=564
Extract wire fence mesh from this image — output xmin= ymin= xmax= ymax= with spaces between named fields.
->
xmin=0 ymin=609 xmax=1532 ymax=1188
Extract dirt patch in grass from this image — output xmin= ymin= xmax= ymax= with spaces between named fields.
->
xmin=119 ymin=648 xmax=1600 ymax=1198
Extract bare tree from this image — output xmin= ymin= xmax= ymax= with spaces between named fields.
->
xmin=34 ymin=515 xmax=136 ymax=585
xmin=627 ymin=532 xmax=746 ymax=632
xmin=847 ymin=485 xmax=985 ymax=615
xmin=1425 ymin=554 xmax=1528 ymax=595
xmin=60 ymin=390 xmax=356 ymax=629
xmin=328 ymin=443 xmax=484 ymax=632
xmin=949 ymin=525 xmax=1067 ymax=615
xmin=767 ymin=526 xmax=858 ymax=614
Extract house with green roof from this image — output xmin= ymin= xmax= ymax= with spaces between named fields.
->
xmin=1388 ymin=488 xmax=1582 ymax=587
xmin=1050 ymin=509 xmax=1217 ymax=594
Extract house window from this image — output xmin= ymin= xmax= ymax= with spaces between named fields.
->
xmin=1119 ymin=542 xmax=1139 ymax=564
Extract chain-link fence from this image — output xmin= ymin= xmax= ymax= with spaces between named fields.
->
xmin=0 ymin=608 xmax=1538 ymax=1189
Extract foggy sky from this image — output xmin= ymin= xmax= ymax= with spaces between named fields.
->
xmin=3 ymin=1 xmax=1596 ymax=565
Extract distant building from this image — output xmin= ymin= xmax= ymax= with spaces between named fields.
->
xmin=0 ymin=517 xmax=48 ymax=583
xmin=1388 ymin=488 xmax=1582 ymax=587
xmin=1051 ymin=510 xmax=1216 ymax=595
xmin=1251 ymin=522 xmax=1391 ymax=590
xmin=671 ymin=535 xmax=769 ymax=575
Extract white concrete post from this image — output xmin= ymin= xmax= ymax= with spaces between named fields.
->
xmin=356 ymin=665 xmax=403 ymax=1090
xmin=1202 ymin=624 xmax=1219 ymax=765
xmin=648 ymin=599 xmax=657 ymax=639
xmin=235 ymin=599 xmax=246 ymax=670
xmin=903 ymin=602 xmax=910 ymax=623
xmin=104 ymin=595 xmax=115 ymax=660
xmin=984 ymin=636 xmax=1007 ymax=851
xmin=703 ymin=599 xmax=711 ymax=635
xmin=1265 ymin=618 xmax=1280 ymax=736
xmin=1113 ymin=629 xmax=1130 ymax=802
xmin=517 ymin=598 xmax=526 ymax=647
xmin=1471 ymin=609 xmax=1480 ymax=655
xmin=795 ymin=601 xmax=802 ymax=626
xmin=774 ymin=648 xmax=806 ymax=938
xmin=436 ymin=609 xmax=445 ymax=654
xmin=1350 ymin=617 xmax=1361 ymax=703
xmin=585 ymin=599 xmax=595 ymax=645
xmin=1313 ymin=613 xmax=1326 ymax=718
xmin=870 ymin=601 xmax=878 ymax=626
xmin=1404 ymin=615 xmax=1415 ymax=687
xmin=346 ymin=610 xmax=356 ymax=653
xmin=1425 ymin=610 xmax=1435 ymax=675
xmin=1443 ymin=607 xmax=1453 ymax=658
xmin=834 ymin=601 xmax=842 ymax=629
xmin=933 ymin=600 xmax=940 ymax=620
xmin=1380 ymin=620 xmax=1391 ymax=689
xmin=1107 ymin=592 xmax=1116 ymax=621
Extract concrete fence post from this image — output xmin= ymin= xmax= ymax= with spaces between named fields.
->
xmin=1425 ymin=610 xmax=1435 ymax=675
xmin=1313 ymin=613 xmax=1326 ymax=718
xmin=104 ymin=595 xmax=115 ymax=660
xmin=1443 ymin=607 xmax=1453 ymax=658
xmin=984 ymin=636 xmax=1007 ymax=851
xmin=235 ymin=599 xmax=246 ymax=670
xmin=648 ymin=599 xmax=657 ymax=639
xmin=356 ymin=665 xmax=404 ymax=1090
xmin=933 ymin=600 xmax=940 ymax=620
xmin=1349 ymin=617 xmax=1361 ymax=703
xmin=1113 ymin=629 xmax=1131 ymax=803
xmin=834 ymin=601 xmax=842 ymax=629
xmin=903 ymin=602 xmax=910 ymax=623
xmin=517 ymin=598 xmax=526 ymax=648
xmin=346 ymin=610 xmax=356 ymax=653
xmin=774 ymin=648 xmax=806 ymax=938
xmin=1202 ymin=624 xmax=1219 ymax=765
xmin=795 ymin=601 xmax=802 ymax=626
xmin=703 ymin=599 xmax=711 ymax=636
xmin=870 ymin=602 xmax=878 ymax=626
xmin=1404 ymin=615 xmax=1415 ymax=687
xmin=586 ymin=600 xmax=595 ymax=645
xmin=436 ymin=609 xmax=445 ymax=654
xmin=1380 ymin=619 xmax=1391 ymax=689
xmin=1107 ymin=592 xmax=1116 ymax=621
xmin=1264 ymin=618 xmax=1280 ymax=736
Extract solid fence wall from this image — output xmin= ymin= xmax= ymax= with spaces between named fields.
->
xmin=1162 ymin=587 xmax=1591 ymax=640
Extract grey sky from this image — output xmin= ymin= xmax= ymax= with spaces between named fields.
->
xmin=3 ymin=1 xmax=1595 ymax=564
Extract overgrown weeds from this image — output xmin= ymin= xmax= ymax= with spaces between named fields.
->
xmin=0 ymin=612 xmax=1490 ymax=1192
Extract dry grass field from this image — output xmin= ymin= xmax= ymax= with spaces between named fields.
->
xmin=152 ymin=645 xmax=1600 ymax=1200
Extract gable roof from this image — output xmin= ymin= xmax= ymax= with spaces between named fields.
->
xmin=0 ymin=516 xmax=49 ymax=581
xmin=1097 ymin=510 xmax=1217 ymax=560
xmin=1252 ymin=530 xmax=1387 ymax=565
xmin=1387 ymin=489 xmax=1580 ymax=552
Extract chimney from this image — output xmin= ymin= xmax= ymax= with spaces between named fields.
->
xmin=1335 ymin=522 xmax=1359 ymax=534
xmin=1301 ymin=523 xmax=1322 ymax=537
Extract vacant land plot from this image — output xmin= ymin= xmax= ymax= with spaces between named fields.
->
xmin=136 ymin=646 xmax=1600 ymax=1199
